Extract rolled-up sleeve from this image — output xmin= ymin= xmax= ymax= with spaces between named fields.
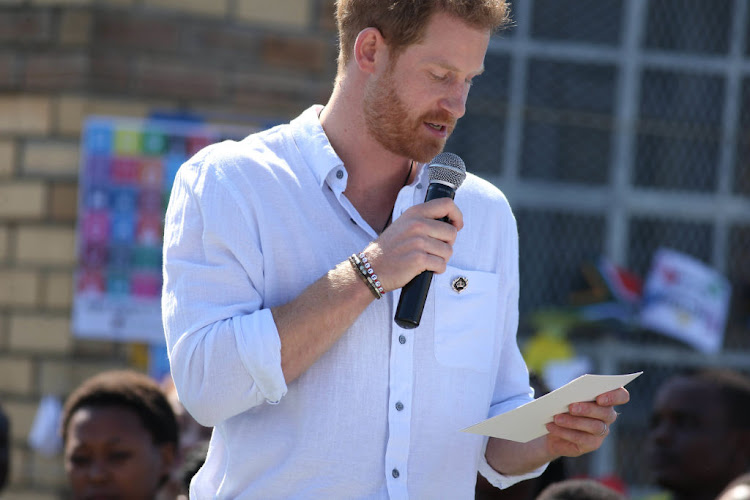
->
xmin=476 ymin=203 xmax=548 ymax=488
xmin=162 ymin=147 xmax=287 ymax=426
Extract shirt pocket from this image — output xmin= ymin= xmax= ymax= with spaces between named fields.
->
xmin=433 ymin=265 xmax=500 ymax=373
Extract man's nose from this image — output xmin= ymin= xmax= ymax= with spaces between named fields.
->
xmin=87 ymin=459 xmax=109 ymax=482
xmin=440 ymin=82 xmax=469 ymax=119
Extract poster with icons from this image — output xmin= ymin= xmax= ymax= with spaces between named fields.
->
xmin=639 ymin=248 xmax=731 ymax=354
xmin=72 ymin=116 xmax=255 ymax=343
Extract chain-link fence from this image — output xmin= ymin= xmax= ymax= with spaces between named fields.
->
xmin=445 ymin=0 xmax=750 ymax=493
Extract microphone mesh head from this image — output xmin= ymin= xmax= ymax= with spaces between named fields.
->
xmin=428 ymin=152 xmax=466 ymax=190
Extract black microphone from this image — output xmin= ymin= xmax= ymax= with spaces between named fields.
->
xmin=394 ymin=152 xmax=467 ymax=329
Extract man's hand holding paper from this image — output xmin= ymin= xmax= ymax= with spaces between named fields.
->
xmin=470 ymin=372 xmax=641 ymax=477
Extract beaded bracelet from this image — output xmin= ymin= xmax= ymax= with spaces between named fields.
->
xmin=349 ymin=252 xmax=384 ymax=299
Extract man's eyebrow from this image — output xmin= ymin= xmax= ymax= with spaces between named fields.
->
xmin=427 ymin=60 xmax=485 ymax=76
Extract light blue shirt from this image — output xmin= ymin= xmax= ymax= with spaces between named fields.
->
xmin=162 ymin=105 xmax=544 ymax=499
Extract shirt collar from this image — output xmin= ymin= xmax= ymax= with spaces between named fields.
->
xmin=289 ymin=104 xmax=431 ymax=193
xmin=290 ymin=105 xmax=346 ymax=190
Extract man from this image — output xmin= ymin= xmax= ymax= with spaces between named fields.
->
xmin=162 ymin=1 xmax=629 ymax=497
xmin=646 ymin=369 xmax=750 ymax=500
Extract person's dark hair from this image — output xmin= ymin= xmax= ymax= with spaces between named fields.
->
xmin=689 ymin=368 xmax=750 ymax=430
xmin=61 ymin=370 xmax=179 ymax=449
xmin=335 ymin=0 xmax=511 ymax=70
xmin=180 ymin=440 xmax=209 ymax=493
xmin=536 ymin=479 xmax=626 ymax=500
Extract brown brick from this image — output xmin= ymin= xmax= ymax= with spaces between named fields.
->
xmin=0 ymin=182 xmax=46 ymax=220
xmin=9 ymin=314 xmax=73 ymax=353
xmin=22 ymin=140 xmax=80 ymax=177
xmin=42 ymin=270 xmax=73 ymax=309
xmin=4 ymin=400 xmax=37 ymax=441
xmin=261 ymin=35 xmax=330 ymax=73
xmin=39 ymin=360 xmax=121 ymax=397
xmin=23 ymin=51 xmax=89 ymax=91
xmin=0 ymin=9 xmax=54 ymax=44
xmin=181 ymin=24 xmax=259 ymax=58
xmin=2 ymin=490 xmax=60 ymax=500
xmin=99 ymin=0 xmax=136 ymax=5
xmin=93 ymin=12 xmax=180 ymax=52
xmin=9 ymin=447 xmax=27 ymax=488
xmin=14 ymin=226 xmax=76 ymax=266
xmin=0 ymin=357 xmax=34 ymax=393
xmin=55 ymin=95 xmax=86 ymax=137
xmin=88 ymin=97 xmax=153 ymax=120
xmin=0 ymin=270 xmax=40 ymax=307
xmin=60 ymin=9 xmax=92 ymax=46
xmin=0 ymin=139 xmax=16 ymax=177
xmin=30 ymin=452 xmax=66 ymax=488
xmin=318 ymin=0 xmax=337 ymax=32
xmin=57 ymin=95 xmax=157 ymax=137
xmin=31 ymin=0 xmax=92 ymax=5
xmin=0 ymin=225 xmax=8 ymax=262
xmin=144 ymin=0 xmax=229 ymax=17
xmin=0 ymin=51 xmax=19 ymax=88
xmin=49 ymin=182 xmax=78 ymax=222
xmin=135 ymin=58 xmax=223 ymax=100
xmin=90 ymin=50 xmax=134 ymax=94
xmin=73 ymin=338 xmax=121 ymax=357
xmin=236 ymin=0 xmax=311 ymax=28
xmin=231 ymin=71 xmax=320 ymax=115
xmin=0 ymin=95 xmax=52 ymax=135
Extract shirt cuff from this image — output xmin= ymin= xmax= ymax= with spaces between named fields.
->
xmin=235 ymin=308 xmax=288 ymax=405
xmin=477 ymin=437 xmax=548 ymax=489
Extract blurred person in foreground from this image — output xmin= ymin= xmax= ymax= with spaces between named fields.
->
xmin=646 ymin=369 xmax=750 ymax=500
xmin=162 ymin=0 xmax=630 ymax=497
xmin=62 ymin=370 xmax=179 ymax=500
xmin=536 ymin=478 xmax=626 ymax=500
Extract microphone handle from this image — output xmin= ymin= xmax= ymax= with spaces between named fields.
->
xmin=394 ymin=183 xmax=455 ymax=329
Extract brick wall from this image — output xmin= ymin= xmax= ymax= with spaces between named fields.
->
xmin=0 ymin=1 xmax=336 ymax=497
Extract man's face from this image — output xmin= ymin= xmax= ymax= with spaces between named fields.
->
xmin=646 ymin=378 xmax=739 ymax=497
xmin=363 ymin=12 xmax=490 ymax=163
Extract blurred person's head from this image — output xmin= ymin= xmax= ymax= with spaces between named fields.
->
xmin=0 ymin=404 xmax=8 ymax=492
xmin=536 ymin=478 xmax=625 ymax=500
xmin=62 ymin=370 xmax=178 ymax=500
xmin=646 ymin=369 xmax=750 ymax=500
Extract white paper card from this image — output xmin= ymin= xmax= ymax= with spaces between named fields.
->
xmin=461 ymin=372 xmax=642 ymax=443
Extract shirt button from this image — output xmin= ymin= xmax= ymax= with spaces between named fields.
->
xmin=336 ymin=169 xmax=344 ymax=179
xmin=416 ymin=183 xmax=423 ymax=189
xmin=392 ymin=468 xmax=400 ymax=479
xmin=399 ymin=335 xmax=406 ymax=345
xmin=395 ymin=401 xmax=404 ymax=411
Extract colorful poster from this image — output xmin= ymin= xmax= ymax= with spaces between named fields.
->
xmin=639 ymin=248 xmax=732 ymax=353
xmin=72 ymin=116 xmax=254 ymax=343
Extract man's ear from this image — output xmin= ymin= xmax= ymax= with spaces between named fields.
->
xmin=353 ymin=27 xmax=388 ymax=74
